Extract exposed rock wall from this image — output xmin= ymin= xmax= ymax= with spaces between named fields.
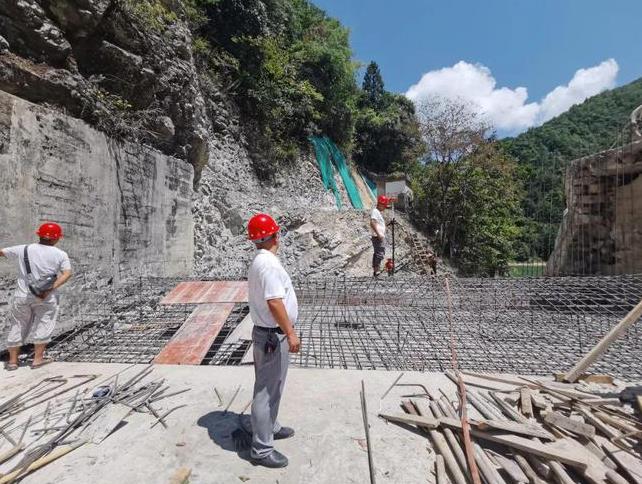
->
xmin=547 ymin=139 xmax=642 ymax=275
xmin=0 ymin=0 xmax=212 ymax=180
xmin=0 ymin=89 xmax=194 ymax=282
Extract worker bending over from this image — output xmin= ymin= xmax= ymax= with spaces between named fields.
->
xmin=1 ymin=223 xmax=72 ymax=370
xmin=370 ymin=195 xmax=390 ymax=277
xmin=247 ymin=213 xmax=300 ymax=468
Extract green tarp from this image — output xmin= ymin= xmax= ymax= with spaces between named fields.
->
xmin=310 ymin=136 xmax=364 ymax=209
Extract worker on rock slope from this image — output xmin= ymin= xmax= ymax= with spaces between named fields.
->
xmin=371 ymin=195 xmax=390 ymax=277
xmin=1 ymin=222 xmax=72 ymax=370
xmin=246 ymin=213 xmax=300 ymax=468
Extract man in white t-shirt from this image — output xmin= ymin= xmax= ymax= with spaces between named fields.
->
xmin=370 ymin=195 xmax=390 ymax=276
xmin=1 ymin=222 xmax=72 ymax=370
xmin=246 ymin=213 xmax=300 ymax=469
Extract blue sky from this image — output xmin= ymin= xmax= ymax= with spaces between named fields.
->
xmin=314 ymin=0 xmax=642 ymax=134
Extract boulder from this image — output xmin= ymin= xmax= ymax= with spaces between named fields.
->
xmin=45 ymin=0 xmax=112 ymax=37
xmin=0 ymin=1 xmax=71 ymax=65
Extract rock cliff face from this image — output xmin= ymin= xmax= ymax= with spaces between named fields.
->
xmin=0 ymin=0 xmax=212 ymax=181
xmin=0 ymin=0 xmax=429 ymax=282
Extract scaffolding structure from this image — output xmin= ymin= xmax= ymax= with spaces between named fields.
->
xmin=43 ymin=275 xmax=642 ymax=378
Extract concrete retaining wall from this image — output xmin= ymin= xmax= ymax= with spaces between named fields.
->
xmin=0 ymin=89 xmax=194 ymax=283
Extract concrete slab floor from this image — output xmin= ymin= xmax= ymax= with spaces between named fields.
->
xmin=0 ymin=363 xmax=461 ymax=484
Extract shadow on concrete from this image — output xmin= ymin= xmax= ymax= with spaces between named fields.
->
xmin=197 ymin=411 xmax=253 ymax=462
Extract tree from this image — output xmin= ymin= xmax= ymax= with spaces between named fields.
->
xmin=194 ymin=0 xmax=359 ymax=176
xmin=353 ymin=64 xmax=423 ymax=174
xmin=362 ymin=61 xmax=385 ymax=108
xmin=353 ymin=94 xmax=423 ymax=173
xmin=411 ymin=97 xmax=522 ymax=275
xmin=416 ymin=97 xmax=490 ymax=164
xmin=414 ymin=97 xmax=490 ymax=254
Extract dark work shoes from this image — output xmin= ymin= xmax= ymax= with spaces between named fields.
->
xmin=251 ymin=449 xmax=289 ymax=468
xmin=274 ymin=426 xmax=295 ymax=440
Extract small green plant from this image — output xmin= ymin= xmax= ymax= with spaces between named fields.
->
xmin=95 ymin=88 xmax=133 ymax=112
xmin=121 ymin=0 xmax=178 ymax=32
xmin=192 ymin=36 xmax=211 ymax=56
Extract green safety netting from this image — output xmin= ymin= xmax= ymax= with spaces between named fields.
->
xmin=310 ymin=136 xmax=364 ymax=209
xmin=362 ymin=173 xmax=377 ymax=197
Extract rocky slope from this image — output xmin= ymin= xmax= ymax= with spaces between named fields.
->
xmin=0 ymin=0 xmax=212 ymax=180
xmin=0 ymin=0 xmax=433 ymax=281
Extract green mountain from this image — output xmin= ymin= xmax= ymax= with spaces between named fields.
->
xmin=501 ymin=77 xmax=642 ymax=261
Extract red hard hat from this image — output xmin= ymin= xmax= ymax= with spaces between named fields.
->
xmin=377 ymin=195 xmax=390 ymax=207
xmin=248 ymin=213 xmax=280 ymax=242
xmin=36 ymin=222 xmax=63 ymax=240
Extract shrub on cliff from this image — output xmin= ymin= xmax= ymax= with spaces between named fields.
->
xmin=190 ymin=0 xmax=357 ymax=177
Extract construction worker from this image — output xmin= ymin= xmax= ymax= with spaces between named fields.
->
xmin=371 ymin=195 xmax=390 ymax=276
xmin=246 ymin=213 xmax=300 ymax=468
xmin=1 ymin=222 xmax=72 ymax=370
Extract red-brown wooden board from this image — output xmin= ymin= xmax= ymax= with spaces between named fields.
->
xmin=154 ymin=303 xmax=235 ymax=365
xmin=160 ymin=281 xmax=248 ymax=305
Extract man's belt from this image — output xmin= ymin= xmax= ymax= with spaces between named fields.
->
xmin=254 ymin=326 xmax=284 ymax=335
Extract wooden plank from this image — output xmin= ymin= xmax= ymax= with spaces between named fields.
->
xmin=0 ymin=441 xmax=86 ymax=484
xmin=154 ymin=303 xmax=235 ymax=365
xmin=521 ymin=377 xmax=598 ymax=401
xmin=577 ymin=407 xmax=622 ymax=441
xmin=472 ymin=443 xmax=505 ymax=484
xmin=160 ymin=281 xmax=248 ymax=305
xmin=379 ymin=412 xmax=440 ymax=429
xmin=531 ymin=393 xmax=552 ymax=411
xmin=595 ymin=435 xmax=642 ymax=484
xmin=520 ymin=388 xmax=533 ymax=418
xmin=475 ymin=419 xmax=555 ymax=440
xmin=514 ymin=455 xmax=547 ymax=484
xmin=595 ymin=411 xmax=639 ymax=434
xmin=387 ymin=412 xmax=595 ymax=470
xmin=422 ymin=400 xmax=470 ymax=475
xmin=488 ymin=451 xmax=528 ymax=483
xmin=543 ymin=411 xmax=595 ymax=438
xmin=401 ymin=402 xmax=468 ymax=484
xmin=435 ymin=455 xmax=448 ymax=484
xmin=564 ymin=297 xmax=642 ymax=382
xmin=461 ymin=371 xmax=539 ymax=389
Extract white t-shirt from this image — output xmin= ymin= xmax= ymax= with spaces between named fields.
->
xmin=2 ymin=244 xmax=71 ymax=297
xmin=371 ymin=208 xmax=386 ymax=238
xmin=248 ymin=249 xmax=298 ymax=329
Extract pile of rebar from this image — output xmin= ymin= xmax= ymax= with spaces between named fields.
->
xmin=0 ymin=366 xmax=188 ymax=482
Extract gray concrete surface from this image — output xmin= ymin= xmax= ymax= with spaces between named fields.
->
xmin=0 ymin=89 xmax=194 ymax=283
xmin=0 ymin=363 xmax=451 ymax=484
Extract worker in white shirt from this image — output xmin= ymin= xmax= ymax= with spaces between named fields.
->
xmin=246 ymin=213 xmax=300 ymax=468
xmin=1 ymin=222 xmax=72 ymax=370
xmin=370 ymin=195 xmax=390 ymax=277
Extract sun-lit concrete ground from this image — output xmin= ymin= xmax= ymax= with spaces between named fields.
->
xmin=0 ymin=363 xmax=468 ymax=484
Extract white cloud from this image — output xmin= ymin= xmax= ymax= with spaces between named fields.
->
xmin=405 ymin=59 xmax=619 ymax=133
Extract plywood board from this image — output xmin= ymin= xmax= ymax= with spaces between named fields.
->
xmin=154 ymin=303 xmax=235 ymax=365
xmin=160 ymin=281 xmax=248 ymax=305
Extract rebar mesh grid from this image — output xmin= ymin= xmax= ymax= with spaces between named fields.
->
xmin=44 ymin=275 xmax=642 ymax=378
xmin=201 ymin=304 xmax=251 ymax=365
xmin=293 ymin=274 xmax=642 ymax=377
xmin=47 ymin=278 xmax=194 ymax=364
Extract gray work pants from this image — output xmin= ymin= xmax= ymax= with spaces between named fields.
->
xmin=250 ymin=327 xmax=289 ymax=459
